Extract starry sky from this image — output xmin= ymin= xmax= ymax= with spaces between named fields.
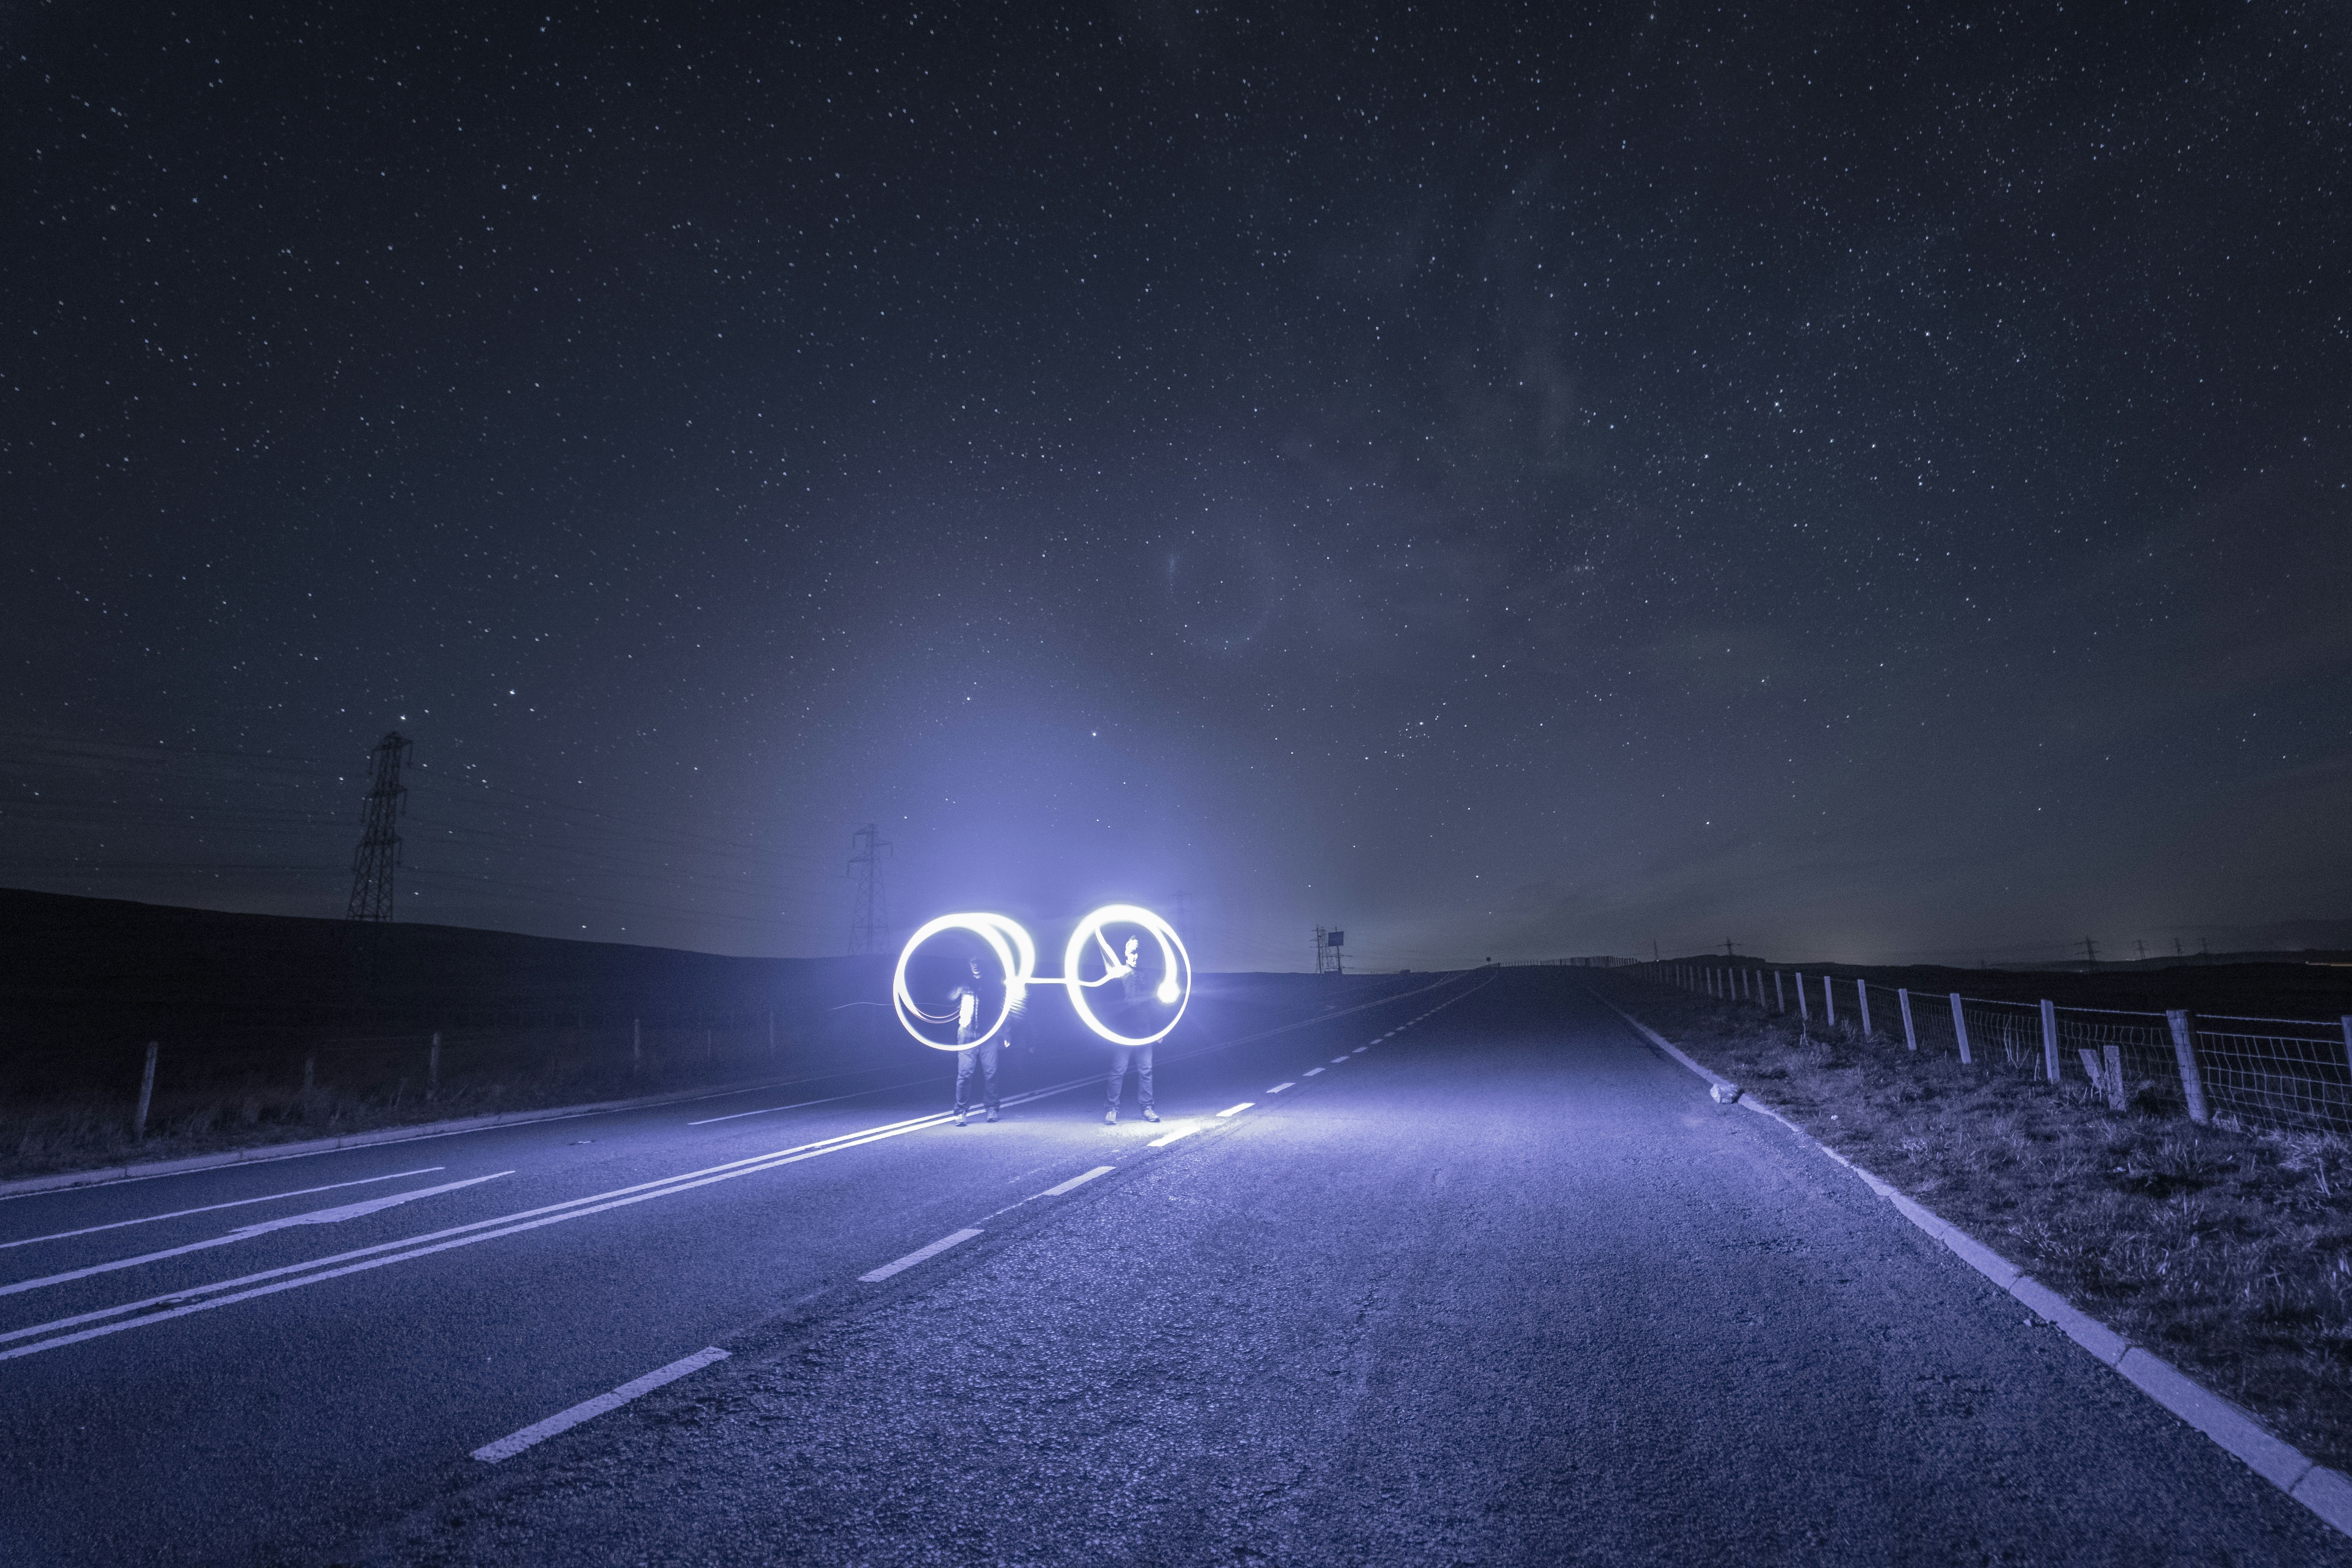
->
xmin=5 ymin=3 xmax=2348 ymax=972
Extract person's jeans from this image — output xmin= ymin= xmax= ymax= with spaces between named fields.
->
xmin=955 ymin=1040 xmax=1000 ymax=1114
xmin=1105 ymin=1044 xmax=1154 ymax=1109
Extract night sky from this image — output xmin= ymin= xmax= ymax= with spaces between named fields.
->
xmin=6 ymin=4 xmax=2348 ymax=972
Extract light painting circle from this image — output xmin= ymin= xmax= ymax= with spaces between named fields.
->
xmin=892 ymin=913 xmax=1034 ymax=1051
xmin=1063 ymin=904 xmax=1191 ymax=1047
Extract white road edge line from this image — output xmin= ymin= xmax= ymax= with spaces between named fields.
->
xmin=1267 ymin=1082 xmax=1296 ymax=1094
xmin=1591 ymin=987 xmax=2352 ymax=1542
xmin=0 ymin=1167 xmax=447 ymax=1252
xmin=1037 ymin=1166 xmax=1114 ymax=1199
xmin=1146 ymin=1123 xmax=1200 ymax=1147
xmin=860 ymin=1228 xmax=982 ymax=1283
xmin=1216 ymin=1102 xmax=1254 ymax=1118
xmin=472 ymin=1347 xmax=730 ymax=1463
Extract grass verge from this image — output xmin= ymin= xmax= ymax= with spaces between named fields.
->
xmin=1596 ymin=973 xmax=2352 ymax=1474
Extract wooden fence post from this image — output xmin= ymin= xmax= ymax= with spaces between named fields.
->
xmin=1898 ymin=988 xmax=1918 ymax=1050
xmin=303 ymin=1050 xmax=316 ymax=1093
xmin=1822 ymin=975 xmax=1836 ymax=1027
xmin=1856 ymin=979 xmax=1872 ymax=1039
xmin=768 ymin=1010 xmax=777 ymax=1062
xmin=2103 ymin=1044 xmax=2127 ymax=1111
xmin=2341 ymin=1016 xmax=2351 ymax=1079
xmin=1775 ymin=971 xmax=1786 ymax=1014
xmin=2167 ymin=1010 xmax=2210 ymax=1124
xmin=133 ymin=1041 xmax=158 ymax=1140
xmin=2039 ymin=1000 xmax=2060 ymax=1083
xmin=1795 ymin=973 xmax=1809 ymax=1022
xmin=428 ymin=1031 xmax=441 ymax=1100
xmin=633 ymin=1017 xmax=642 ymax=1077
xmin=1949 ymin=993 xmax=1973 ymax=1064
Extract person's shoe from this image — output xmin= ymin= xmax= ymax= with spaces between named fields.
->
xmin=985 ymin=1108 xmax=999 ymax=1123
xmin=1104 ymin=1108 xmax=1118 ymax=1125
xmin=953 ymin=1111 xmax=967 ymax=1126
xmin=1142 ymin=1107 xmax=1161 ymax=1123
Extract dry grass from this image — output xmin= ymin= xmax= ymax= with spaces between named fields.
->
xmin=1602 ymin=976 xmax=2352 ymax=1474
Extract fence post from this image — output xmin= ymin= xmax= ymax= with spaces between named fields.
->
xmin=428 ymin=1031 xmax=441 ymax=1100
xmin=1822 ymin=975 xmax=1836 ymax=1027
xmin=1775 ymin=971 xmax=1786 ymax=1014
xmin=1857 ymin=979 xmax=1872 ymax=1039
xmin=1949 ymin=993 xmax=1972 ymax=1064
xmin=1795 ymin=973 xmax=1809 ymax=1022
xmin=2039 ymin=1000 xmax=2060 ymax=1083
xmin=133 ymin=1041 xmax=158 ymax=1140
xmin=2341 ymin=1017 xmax=2351 ymax=1079
xmin=1898 ymin=988 xmax=1917 ymax=1050
xmin=632 ymin=1017 xmax=642 ymax=1077
xmin=2103 ymin=1044 xmax=2127 ymax=1111
xmin=2167 ymin=1010 xmax=2210 ymax=1125
xmin=303 ymin=1050 xmax=316 ymax=1093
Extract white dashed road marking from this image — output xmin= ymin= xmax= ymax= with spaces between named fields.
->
xmin=1037 ymin=1166 xmax=1114 ymax=1199
xmin=1304 ymin=1068 xmax=1325 ymax=1077
xmin=472 ymin=1347 xmax=730 ymax=1463
xmin=1147 ymin=1123 xmax=1201 ymax=1147
xmin=860 ymin=1228 xmax=984 ymax=1283
xmin=1267 ymin=1082 xmax=1296 ymax=1094
xmin=1216 ymin=1102 xmax=1254 ymax=1118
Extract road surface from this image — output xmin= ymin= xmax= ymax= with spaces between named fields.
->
xmin=1 ymin=970 xmax=2341 ymax=1565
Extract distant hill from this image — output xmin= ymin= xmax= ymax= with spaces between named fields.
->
xmin=0 ymin=885 xmax=885 ymax=1034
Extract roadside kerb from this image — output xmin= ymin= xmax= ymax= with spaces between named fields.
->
xmin=1590 ymin=988 xmax=2352 ymax=1540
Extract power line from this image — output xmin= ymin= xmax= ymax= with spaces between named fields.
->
xmin=846 ymin=824 xmax=891 ymax=956
xmin=346 ymin=732 xmax=412 ymax=922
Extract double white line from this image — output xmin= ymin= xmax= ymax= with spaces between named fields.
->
xmin=0 ymin=1081 xmax=1090 ymax=1365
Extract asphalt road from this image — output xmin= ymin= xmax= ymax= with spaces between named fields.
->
xmin=4 ymin=970 xmax=2345 ymax=1566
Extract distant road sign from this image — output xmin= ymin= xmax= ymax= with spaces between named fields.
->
xmin=1327 ymin=931 xmax=1345 ymax=947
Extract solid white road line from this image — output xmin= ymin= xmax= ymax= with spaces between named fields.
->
xmin=471 ymin=1347 xmax=730 ymax=1463
xmin=1267 ymin=1082 xmax=1296 ymax=1094
xmin=1146 ymin=1124 xmax=1201 ymax=1147
xmin=0 ymin=1107 xmax=1023 ymax=1357
xmin=1305 ymin=1068 xmax=1325 ymax=1076
xmin=0 ymin=1172 xmax=514 ymax=1299
xmin=860 ymin=1228 xmax=982 ymax=1283
xmin=1036 ymin=1166 xmax=1115 ymax=1199
xmin=1216 ymin=1102 xmax=1254 ymax=1118
xmin=686 ymin=1079 xmax=933 ymax=1126
xmin=0 ymin=1167 xmax=447 ymax=1252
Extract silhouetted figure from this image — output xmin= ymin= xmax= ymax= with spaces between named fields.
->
xmin=951 ymin=960 xmax=1000 ymax=1125
xmin=1104 ymin=937 xmax=1158 ymax=1125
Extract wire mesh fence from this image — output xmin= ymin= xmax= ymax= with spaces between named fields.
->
xmin=1624 ymin=962 xmax=2352 ymax=1138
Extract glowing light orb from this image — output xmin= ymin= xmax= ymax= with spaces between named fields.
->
xmin=891 ymin=912 xmax=1034 ymax=1051
xmin=891 ymin=904 xmax=1191 ymax=1049
xmin=1063 ymin=903 xmax=1192 ymax=1047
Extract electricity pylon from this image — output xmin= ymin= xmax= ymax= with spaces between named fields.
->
xmin=346 ymin=731 xmax=412 ymax=922
xmin=847 ymin=823 xmax=892 ymax=955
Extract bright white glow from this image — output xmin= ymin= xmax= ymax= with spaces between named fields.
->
xmin=1062 ymin=904 xmax=1192 ymax=1047
xmin=1216 ymin=1102 xmax=1252 ymax=1117
xmin=891 ymin=913 xmax=1033 ymax=1052
xmin=891 ymin=904 xmax=1190 ymax=1049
